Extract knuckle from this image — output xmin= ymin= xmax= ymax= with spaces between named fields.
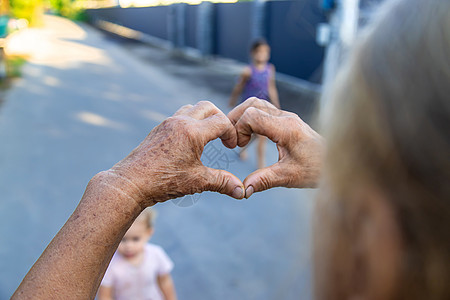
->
xmin=238 ymin=107 xmax=263 ymax=134
xmin=244 ymin=106 xmax=259 ymax=118
xmin=237 ymin=136 xmax=250 ymax=148
xmin=166 ymin=116 xmax=192 ymax=134
xmin=246 ymin=107 xmax=268 ymax=125
xmin=286 ymin=112 xmax=301 ymax=120
xmin=166 ymin=115 xmax=182 ymax=125
xmin=214 ymin=113 xmax=229 ymax=128
xmin=286 ymin=115 xmax=300 ymax=126
xmin=253 ymin=97 xmax=265 ymax=106
xmin=234 ymin=119 xmax=244 ymax=132
xmin=196 ymin=100 xmax=212 ymax=107
xmin=178 ymin=104 xmax=193 ymax=113
xmin=284 ymin=117 xmax=303 ymax=139
xmin=259 ymin=174 xmax=272 ymax=190
xmin=160 ymin=116 xmax=175 ymax=128
xmin=215 ymin=111 xmax=227 ymax=121
xmin=202 ymin=169 xmax=227 ymax=193
xmin=197 ymin=100 xmax=217 ymax=112
xmin=215 ymin=174 xmax=229 ymax=193
xmin=239 ymin=110 xmax=255 ymax=127
xmin=196 ymin=101 xmax=220 ymax=115
xmin=245 ymin=97 xmax=258 ymax=104
xmin=243 ymin=97 xmax=260 ymax=108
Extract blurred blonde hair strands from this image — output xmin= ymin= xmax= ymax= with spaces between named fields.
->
xmin=318 ymin=0 xmax=450 ymax=298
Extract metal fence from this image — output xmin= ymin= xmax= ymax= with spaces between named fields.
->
xmin=86 ymin=0 xmax=326 ymax=83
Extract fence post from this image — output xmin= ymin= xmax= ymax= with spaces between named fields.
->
xmin=168 ymin=4 xmax=186 ymax=48
xmin=167 ymin=5 xmax=176 ymax=48
xmin=197 ymin=1 xmax=214 ymax=56
xmin=251 ymin=0 xmax=266 ymax=40
xmin=175 ymin=3 xmax=186 ymax=48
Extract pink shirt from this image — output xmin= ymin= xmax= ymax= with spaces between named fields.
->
xmin=101 ymin=243 xmax=174 ymax=300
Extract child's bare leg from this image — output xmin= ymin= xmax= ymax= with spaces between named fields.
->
xmin=257 ymin=135 xmax=266 ymax=169
xmin=239 ymin=148 xmax=248 ymax=160
xmin=239 ymin=134 xmax=256 ymax=161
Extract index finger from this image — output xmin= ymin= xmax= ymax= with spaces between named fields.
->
xmin=185 ymin=101 xmax=222 ymax=120
xmin=227 ymin=97 xmax=281 ymax=125
xmin=234 ymin=107 xmax=288 ymax=147
xmin=198 ymin=112 xmax=237 ymax=149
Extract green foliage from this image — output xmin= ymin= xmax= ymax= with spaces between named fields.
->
xmin=9 ymin=0 xmax=87 ymax=25
xmin=0 ymin=55 xmax=27 ymax=89
xmin=48 ymin=0 xmax=65 ymax=12
xmin=48 ymin=0 xmax=87 ymax=21
xmin=6 ymin=56 xmax=27 ymax=77
xmin=9 ymin=0 xmax=44 ymax=26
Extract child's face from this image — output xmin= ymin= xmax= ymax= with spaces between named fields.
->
xmin=252 ymin=45 xmax=270 ymax=64
xmin=117 ymin=220 xmax=153 ymax=260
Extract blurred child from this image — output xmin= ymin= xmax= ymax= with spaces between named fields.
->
xmin=98 ymin=208 xmax=177 ymax=300
xmin=229 ymin=39 xmax=280 ymax=169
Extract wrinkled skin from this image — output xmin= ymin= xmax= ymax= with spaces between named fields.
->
xmin=12 ymin=99 xmax=323 ymax=299
xmin=106 ymin=97 xmax=323 ymax=203
xmin=107 ymin=101 xmax=246 ymax=206
xmin=228 ymin=97 xmax=323 ymax=197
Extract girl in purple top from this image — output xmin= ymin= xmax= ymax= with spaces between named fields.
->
xmin=229 ymin=39 xmax=280 ymax=168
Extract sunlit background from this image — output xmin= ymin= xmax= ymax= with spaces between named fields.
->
xmin=0 ymin=0 xmax=382 ymax=299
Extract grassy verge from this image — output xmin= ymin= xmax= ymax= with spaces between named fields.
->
xmin=0 ymin=55 xmax=27 ymax=89
xmin=7 ymin=56 xmax=27 ymax=77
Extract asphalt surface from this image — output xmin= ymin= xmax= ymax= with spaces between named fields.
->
xmin=0 ymin=16 xmax=316 ymax=299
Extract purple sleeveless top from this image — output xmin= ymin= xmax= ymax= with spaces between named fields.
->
xmin=241 ymin=64 xmax=272 ymax=102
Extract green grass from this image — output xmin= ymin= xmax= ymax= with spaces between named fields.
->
xmin=0 ymin=55 xmax=27 ymax=89
xmin=6 ymin=56 xmax=27 ymax=77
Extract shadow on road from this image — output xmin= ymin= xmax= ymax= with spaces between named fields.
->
xmin=0 ymin=17 xmax=316 ymax=300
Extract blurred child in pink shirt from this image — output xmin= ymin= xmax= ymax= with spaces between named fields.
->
xmin=98 ymin=208 xmax=177 ymax=300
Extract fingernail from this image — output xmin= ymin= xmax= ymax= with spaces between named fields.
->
xmin=232 ymin=187 xmax=244 ymax=199
xmin=245 ymin=186 xmax=254 ymax=199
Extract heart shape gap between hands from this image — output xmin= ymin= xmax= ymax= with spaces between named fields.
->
xmin=110 ymin=98 xmax=323 ymax=206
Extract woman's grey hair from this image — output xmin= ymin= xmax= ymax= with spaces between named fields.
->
xmin=320 ymin=0 xmax=450 ymax=298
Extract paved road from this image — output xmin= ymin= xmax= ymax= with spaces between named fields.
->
xmin=0 ymin=16 xmax=316 ymax=299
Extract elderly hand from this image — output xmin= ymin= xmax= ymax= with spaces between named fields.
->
xmin=107 ymin=101 xmax=245 ymax=206
xmin=228 ymin=98 xmax=323 ymax=198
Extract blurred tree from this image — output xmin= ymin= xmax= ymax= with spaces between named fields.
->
xmin=49 ymin=0 xmax=71 ymax=14
xmin=48 ymin=0 xmax=88 ymax=21
xmin=8 ymin=0 xmax=86 ymax=26
xmin=9 ymin=0 xmax=44 ymax=26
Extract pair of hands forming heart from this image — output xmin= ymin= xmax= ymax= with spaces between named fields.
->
xmin=108 ymin=98 xmax=323 ymax=207
xmin=11 ymin=98 xmax=323 ymax=300
xmin=10 ymin=98 xmax=322 ymax=300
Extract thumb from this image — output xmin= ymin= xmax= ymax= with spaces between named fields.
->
xmin=242 ymin=163 xmax=285 ymax=198
xmin=201 ymin=167 xmax=245 ymax=199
